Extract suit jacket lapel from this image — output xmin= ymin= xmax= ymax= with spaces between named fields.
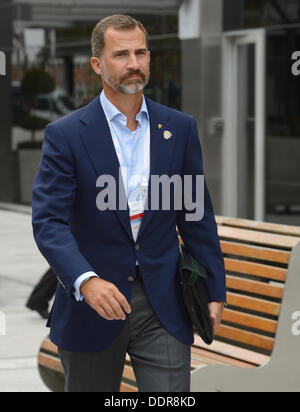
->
xmin=79 ymin=96 xmax=134 ymax=242
xmin=79 ymin=95 xmax=176 ymax=244
xmin=137 ymin=98 xmax=176 ymax=241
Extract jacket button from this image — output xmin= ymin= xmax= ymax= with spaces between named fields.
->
xmin=128 ymin=276 xmax=135 ymax=283
xmin=135 ymin=244 xmax=140 ymax=251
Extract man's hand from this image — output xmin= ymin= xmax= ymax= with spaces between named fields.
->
xmin=80 ymin=277 xmax=131 ymax=321
xmin=208 ymin=301 xmax=225 ymax=334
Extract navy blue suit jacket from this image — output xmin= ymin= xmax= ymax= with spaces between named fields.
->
xmin=32 ymin=95 xmax=226 ymax=352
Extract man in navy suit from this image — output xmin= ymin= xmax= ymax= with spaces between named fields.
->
xmin=32 ymin=14 xmax=226 ymax=392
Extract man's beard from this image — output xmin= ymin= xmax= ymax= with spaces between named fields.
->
xmin=119 ymin=73 xmax=149 ymax=95
xmin=101 ymin=63 xmax=150 ymax=95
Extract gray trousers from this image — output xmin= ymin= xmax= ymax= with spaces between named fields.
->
xmin=58 ymin=277 xmax=191 ymax=392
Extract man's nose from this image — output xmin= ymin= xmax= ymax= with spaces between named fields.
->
xmin=127 ymin=53 xmax=140 ymax=71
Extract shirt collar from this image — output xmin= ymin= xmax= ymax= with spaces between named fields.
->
xmin=100 ymin=90 xmax=148 ymax=123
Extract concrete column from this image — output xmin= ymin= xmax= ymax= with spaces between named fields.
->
xmin=179 ymin=0 xmax=202 ymax=124
xmin=181 ymin=38 xmax=202 ymax=125
xmin=179 ymin=0 xmax=223 ymax=122
xmin=179 ymin=0 xmax=223 ymax=212
xmin=0 ymin=0 xmax=19 ymax=202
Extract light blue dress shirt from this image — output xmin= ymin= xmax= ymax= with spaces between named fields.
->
xmin=73 ymin=90 xmax=149 ymax=301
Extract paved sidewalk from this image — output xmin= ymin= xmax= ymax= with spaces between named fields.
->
xmin=0 ymin=206 xmax=51 ymax=392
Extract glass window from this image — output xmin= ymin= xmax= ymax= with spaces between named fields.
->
xmin=52 ymin=14 xmax=181 ymax=109
xmin=145 ymin=37 xmax=181 ymax=110
xmin=267 ymin=29 xmax=300 ymax=139
xmin=266 ymin=28 xmax=300 ymax=220
xmin=224 ymin=0 xmax=300 ymax=30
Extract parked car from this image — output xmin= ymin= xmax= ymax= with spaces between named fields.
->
xmin=30 ymin=90 xmax=76 ymax=122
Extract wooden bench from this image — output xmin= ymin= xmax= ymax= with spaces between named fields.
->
xmin=38 ymin=216 xmax=300 ymax=392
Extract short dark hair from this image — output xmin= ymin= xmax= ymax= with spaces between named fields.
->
xmin=91 ymin=14 xmax=149 ymax=58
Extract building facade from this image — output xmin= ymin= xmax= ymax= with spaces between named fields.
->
xmin=181 ymin=0 xmax=300 ymax=225
xmin=0 ymin=0 xmax=299 ymax=225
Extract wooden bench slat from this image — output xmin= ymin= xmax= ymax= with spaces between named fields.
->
xmin=227 ymin=292 xmax=281 ymax=316
xmin=226 ymin=275 xmax=284 ymax=299
xmin=123 ymin=364 xmax=136 ymax=382
xmin=220 ymin=240 xmax=291 ymax=264
xmin=215 ymin=216 xmax=228 ymax=225
xmin=222 ymin=309 xmax=277 ymax=334
xmin=41 ymin=339 xmax=59 ymax=355
xmin=217 ymin=217 xmax=300 ymax=238
xmin=191 ymin=346 xmax=255 ymax=368
xmin=215 ymin=325 xmax=275 ymax=352
xmin=193 ymin=336 xmax=269 ymax=366
xmin=190 ymin=355 xmax=227 ymax=368
xmin=218 ymin=226 xmax=298 ymax=249
xmin=191 ymin=359 xmax=213 ymax=368
xmin=38 ymin=353 xmax=64 ymax=374
xmin=225 ymin=258 xmax=287 ymax=282
xmin=120 ymin=383 xmax=138 ymax=392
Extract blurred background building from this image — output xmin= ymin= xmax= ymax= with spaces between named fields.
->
xmin=0 ymin=0 xmax=299 ymax=225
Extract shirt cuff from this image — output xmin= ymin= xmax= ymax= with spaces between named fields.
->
xmin=73 ymin=272 xmax=99 ymax=302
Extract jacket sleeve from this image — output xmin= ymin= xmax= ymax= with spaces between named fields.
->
xmin=176 ymin=117 xmax=227 ymax=302
xmin=32 ymin=122 xmax=94 ymax=298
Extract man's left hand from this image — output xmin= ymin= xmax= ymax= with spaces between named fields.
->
xmin=208 ymin=301 xmax=225 ymax=334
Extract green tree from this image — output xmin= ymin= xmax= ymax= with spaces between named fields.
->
xmin=19 ymin=68 xmax=55 ymax=145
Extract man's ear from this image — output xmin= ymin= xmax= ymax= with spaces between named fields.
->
xmin=90 ymin=57 xmax=103 ymax=76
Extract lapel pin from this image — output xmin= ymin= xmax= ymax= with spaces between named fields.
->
xmin=164 ymin=130 xmax=173 ymax=140
xmin=158 ymin=124 xmax=163 ymax=129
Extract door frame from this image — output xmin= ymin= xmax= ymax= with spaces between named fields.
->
xmin=221 ymin=29 xmax=266 ymax=221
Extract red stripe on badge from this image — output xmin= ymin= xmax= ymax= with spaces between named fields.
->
xmin=130 ymin=213 xmax=144 ymax=221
